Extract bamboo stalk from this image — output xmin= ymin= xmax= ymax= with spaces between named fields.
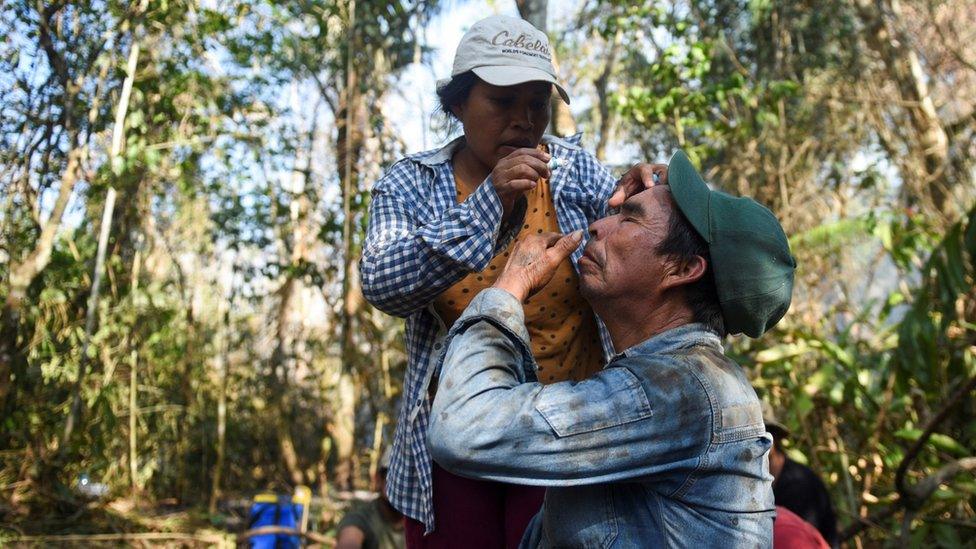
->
xmin=59 ymin=39 xmax=139 ymax=453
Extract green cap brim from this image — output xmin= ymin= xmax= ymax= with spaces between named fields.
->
xmin=667 ymin=150 xmax=712 ymax=243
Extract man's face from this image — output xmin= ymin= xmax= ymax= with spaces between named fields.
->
xmin=579 ymin=186 xmax=675 ymax=303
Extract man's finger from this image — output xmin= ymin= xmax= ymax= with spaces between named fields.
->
xmin=540 ymin=232 xmax=563 ymax=247
xmin=547 ymin=230 xmax=584 ymax=262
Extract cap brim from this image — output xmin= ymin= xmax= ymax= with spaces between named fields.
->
xmin=472 ymin=65 xmax=570 ymax=104
xmin=765 ymin=422 xmax=790 ymax=439
xmin=667 ymin=150 xmax=712 ymax=243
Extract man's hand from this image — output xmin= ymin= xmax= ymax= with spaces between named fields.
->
xmin=493 ymin=231 xmax=584 ymax=302
xmin=608 ymin=162 xmax=668 ymax=209
xmin=490 ymin=148 xmax=551 ymax=217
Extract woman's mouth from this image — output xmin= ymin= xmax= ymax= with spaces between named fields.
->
xmin=499 ymin=139 xmax=535 ymax=152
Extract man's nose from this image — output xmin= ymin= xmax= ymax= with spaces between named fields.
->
xmin=588 ymin=217 xmax=607 ymax=239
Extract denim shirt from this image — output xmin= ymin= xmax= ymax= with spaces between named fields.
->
xmin=429 ymin=289 xmax=775 ymax=548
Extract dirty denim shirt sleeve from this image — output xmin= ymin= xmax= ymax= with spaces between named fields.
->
xmin=428 ymin=288 xmax=712 ymax=486
xmin=360 ymin=160 xmax=527 ymax=318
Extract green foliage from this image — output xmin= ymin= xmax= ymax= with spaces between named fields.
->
xmin=578 ymin=0 xmax=976 ymax=542
xmin=2 ymin=0 xmax=974 ymax=543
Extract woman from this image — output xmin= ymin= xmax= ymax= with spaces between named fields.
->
xmin=360 ymin=14 xmax=662 ymax=547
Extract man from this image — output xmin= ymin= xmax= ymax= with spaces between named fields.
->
xmin=427 ymin=150 xmax=796 ymax=547
xmin=764 ymin=405 xmax=839 ymax=547
xmin=336 ymin=449 xmax=405 ymax=549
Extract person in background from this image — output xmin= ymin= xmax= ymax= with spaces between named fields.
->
xmin=360 ymin=14 xmax=662 ymax=548
xmin=774 ymin=506 xmax=831 ymax=549
xmin=764 ymin=403 xmax=839 ymax=547
xmin=336 ymin=449 xmax=405 ymax=549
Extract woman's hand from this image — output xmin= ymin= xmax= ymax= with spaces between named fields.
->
xmin=493 ymin=231 xmax=584 ymax=303
xmin=608 ymin=163 xmax=668 ymax=209
xmin=490 ymin=148 xmax=551 ymax=217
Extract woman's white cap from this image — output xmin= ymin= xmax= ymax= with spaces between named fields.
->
xmin=437 ymin=15 xmax=570 ymax=104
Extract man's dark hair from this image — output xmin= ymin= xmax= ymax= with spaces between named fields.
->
xmin=436 ymin=71 xmax=480 ymax=119
xmin=656 ymin=206 xmax=727 ymax=336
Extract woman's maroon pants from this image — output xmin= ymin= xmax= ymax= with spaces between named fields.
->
xmin=404 ymin=462 xmax=545 ymax=548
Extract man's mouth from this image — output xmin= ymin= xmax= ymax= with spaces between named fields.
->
xmin=580 ymin=247 xmax=601 ymax=267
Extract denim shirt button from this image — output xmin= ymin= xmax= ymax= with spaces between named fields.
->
xmin=434 ymin=343 xmax=442 ymax=350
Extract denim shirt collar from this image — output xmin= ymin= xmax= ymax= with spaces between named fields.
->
xmin=410 ymin=133 xmax=584 ymax=167
xmin=614 ymin=323 xmax=723 ymax=363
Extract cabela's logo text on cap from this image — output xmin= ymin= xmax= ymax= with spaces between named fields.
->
xmin=491 ymin=31 xmax=552 ymax=60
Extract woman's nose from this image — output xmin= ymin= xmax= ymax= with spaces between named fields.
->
xmin=512 ymin=106 xmax=534 ymax=130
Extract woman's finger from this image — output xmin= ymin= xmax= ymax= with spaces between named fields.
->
xmin=507 ymin=147 xmax=550 ymax=162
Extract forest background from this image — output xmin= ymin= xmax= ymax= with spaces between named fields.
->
xmin=1 ymin=0 xmax=974 ymax=546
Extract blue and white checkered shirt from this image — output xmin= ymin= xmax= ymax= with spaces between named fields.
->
xmin=360 ymin=133 xmax=617 ymax=533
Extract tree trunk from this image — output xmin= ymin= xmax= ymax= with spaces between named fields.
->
xmin=128 ymin=247 xmax=142 ymax=496
xmin=59 ymin=187 xmax=117 ymax=454
xmin=594 ymin=30 xmax=622 ymax=161
xmin=854 ymin=0 xmax=954 ymax=214
xmin=0 ymin=145 xmax=84 ymax=406
xmin=330 ymin=372 xmax=357 ymax=490
xmin=271 ymin=274 xmax=307 ymax=488
xmin=327 ymin=0 xmax=363 ymax=492
xmin=208 ymin=270 xmax=232 ymax=513
xmin=516 ymin=0 xmax=577 ymax=137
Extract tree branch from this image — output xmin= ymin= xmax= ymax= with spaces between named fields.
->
xmin=36 ymin=2 xmax=70 ymax=90
xmin=841 ymin=374 xmax=976 ymax=541
xmin=895 ymin=373 xmax=976 ymax=504
xmin=907 ymin=457 xmax=976 ymax=503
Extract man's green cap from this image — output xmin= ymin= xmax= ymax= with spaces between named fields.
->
xmin=667 ymin=150 xmax=796 ymax=337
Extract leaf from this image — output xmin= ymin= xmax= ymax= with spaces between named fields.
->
xmin=928 ymin=434 xmax=970 ymax=458
xmin=794 ymin=392 xmax=814 ymax=419
xmin=755 ymin=341 xmax=811 ymax=363
xmin=894 ymin=429 xmax=969 ymax=457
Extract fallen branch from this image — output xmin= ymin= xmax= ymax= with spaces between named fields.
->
xmin=11 ymin=532 xmax=227 ymax=544
xmin=237 ymin=525 xmax=331 ymax=545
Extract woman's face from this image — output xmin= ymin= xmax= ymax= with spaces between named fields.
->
xmin=452 ymin=80 xmax=552 ymax=170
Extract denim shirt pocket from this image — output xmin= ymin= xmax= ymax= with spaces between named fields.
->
xmin=535 ymin=367 xmax=652 ymax=437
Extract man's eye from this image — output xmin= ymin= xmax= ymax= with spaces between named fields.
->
xmin=491 ymin=97 xmax=514 ymax=106
xmin=531 ymin=100 xmax=547 ymax=110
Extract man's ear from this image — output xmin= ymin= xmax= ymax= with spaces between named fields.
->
xmin=662 ymin=255 xmax=707 ymax=290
